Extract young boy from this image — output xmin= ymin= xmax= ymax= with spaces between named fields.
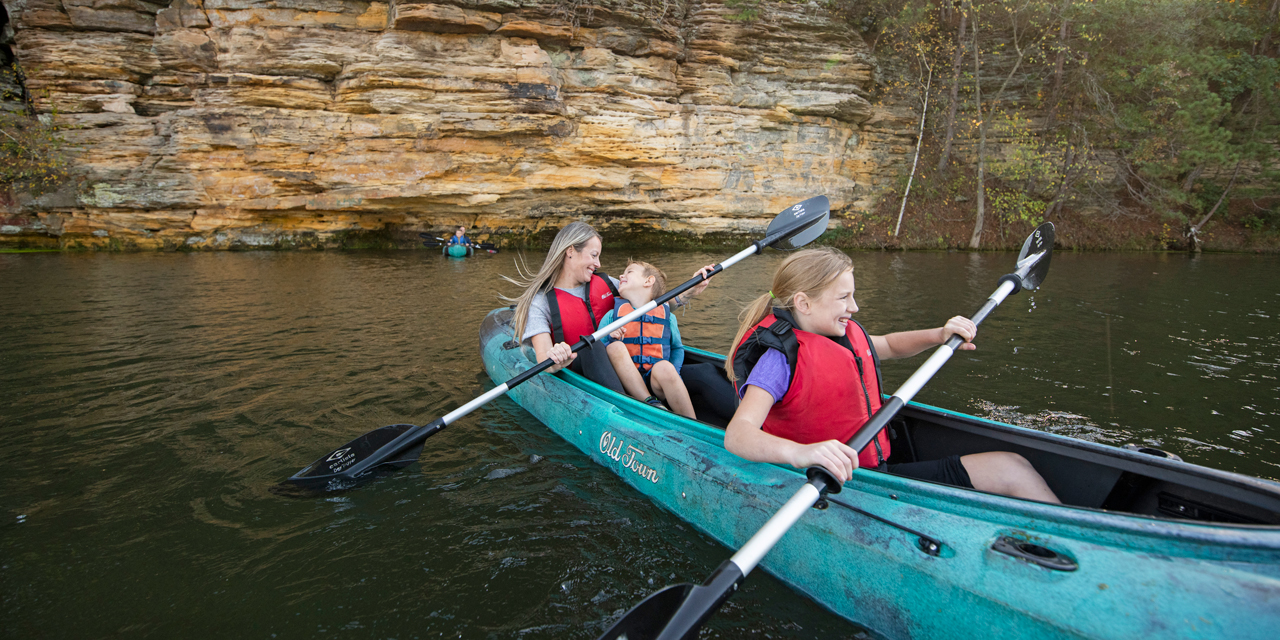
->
xmin=599 ymin=261 xmax=697 ymax=419
xmin=447 ymin=226 xmax=471 ymax=245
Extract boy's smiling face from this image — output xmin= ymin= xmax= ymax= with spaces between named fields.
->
xmin=618 ymin=263 xmax=653 ymax=301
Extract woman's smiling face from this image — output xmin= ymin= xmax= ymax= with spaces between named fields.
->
xmin=798 ymin=269 xmax=858 ymax=337
xmin=562 ymin=236 xmax=602 ymax=287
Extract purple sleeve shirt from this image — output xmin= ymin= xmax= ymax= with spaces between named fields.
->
xmin=740 ymin=348 xmax=791 ymax=403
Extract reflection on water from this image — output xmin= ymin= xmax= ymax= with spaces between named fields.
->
xmin=1 ymin=248 xmax=1276 ymax=638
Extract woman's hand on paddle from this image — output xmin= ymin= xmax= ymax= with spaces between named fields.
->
xmin=943 ymin=316 xmax=977 ymax=351
xmin=789 ymin=440 xmax=860 ymax=483
xmin=547 ymin=341 xmax=576 ymax=372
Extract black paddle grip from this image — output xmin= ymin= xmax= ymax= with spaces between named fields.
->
xmin=420 ymin=418 xmax=445 ymax=439
xmin=806 ymin=467 xmax=843 ymax=495
xmin=506 ymin=357 xmax=556 ymax=389
xmin=998 ymin=273 xmax=1023 ymax=295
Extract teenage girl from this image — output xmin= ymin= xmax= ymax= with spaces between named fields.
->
xmin=724 ymin=247 xmax=1060 ymax=502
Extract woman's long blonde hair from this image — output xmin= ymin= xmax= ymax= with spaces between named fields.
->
xmin=725 ymin=247 xmax=853 ymax=381
xmin=502 ymin=221 xmax=602 ymax=342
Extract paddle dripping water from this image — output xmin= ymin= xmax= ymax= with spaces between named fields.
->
xmin=1 ymin=249 xmax=1277 ymax=638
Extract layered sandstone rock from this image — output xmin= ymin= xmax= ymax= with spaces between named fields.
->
xmin=1 ymin=0 xmax=916 ymax=249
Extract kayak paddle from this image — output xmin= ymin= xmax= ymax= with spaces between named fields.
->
xmin=596 ymin=222 xmax=1056 ymax=640
xmin=278 ymin=196 xmax=832 ymax=494
xmin=419 ymin=234 xmax=499 ymax=252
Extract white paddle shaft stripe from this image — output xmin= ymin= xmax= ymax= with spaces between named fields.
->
xmin=892 ymin=345 xmax=956 ymax=403
xmin=716 ymin=245 xmax=760 ymax=271
xmin=442 ymin=383 xmax=510 ymax=425
xmin=730 ymin=483 xmax=822 ymax=575
xmin=989 ymin=278 xmax=1017 ymax=307
xmin=888 ymin=278 xmax=1018 ymax=405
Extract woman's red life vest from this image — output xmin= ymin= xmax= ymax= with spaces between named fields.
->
xmin=614 ymin=300 xmax=671 ymax=373
xmin=733 ymin=309 xmax=889 ymax=469
xmin=546 ymin=273 xmax=618 ymax=344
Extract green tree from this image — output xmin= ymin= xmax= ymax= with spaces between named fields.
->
xmin=1065 ymin=0 xmax=1279 ymax=237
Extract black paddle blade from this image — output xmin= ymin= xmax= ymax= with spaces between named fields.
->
xmin=276 ymin=421 xmax=436 ymax=495
xmin=596 ymin=584 xmax=695 ymax=640
xmin=763 ymin=195 xmax=830 ymax=250
xmin=1015 ymin=222 xmax=1055 ymax=290
xmin=596 ymin=560 xmax=745 ymax=640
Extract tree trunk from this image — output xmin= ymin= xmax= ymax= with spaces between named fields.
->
xmin=1181 ymin=166 xmax=1204 ymax=193
xmin=936 ymin=2 xmax=969 ymax=175
xmin=1051 ymin=0 xmax=1071 ymax=100
xmin=1046 ymin=142 xmax=1077 ymax=218
xmin=1260 ymin=0 xmax=1279 ymax=55
xmin=1187 ymin=161 xmax=1242 ymax=252
xmin=969 ymin=15 xmax=986 ymax=250
xmin=896 ymin=65 xmax=932 ymax=236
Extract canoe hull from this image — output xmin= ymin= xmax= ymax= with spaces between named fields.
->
xmin=479 ymin=309 xmax=1280 ymax=639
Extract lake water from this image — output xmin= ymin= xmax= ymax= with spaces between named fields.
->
xmin=2 ymin=248 xmax=1277 ymax=638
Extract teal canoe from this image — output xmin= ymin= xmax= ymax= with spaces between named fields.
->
xmin=479 ymin=308 xmax=1280 ymax=639
xmin=445 ymin=244 xmax=472 ymax=257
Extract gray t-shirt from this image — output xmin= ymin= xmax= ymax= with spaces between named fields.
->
xmin=522 ymin=275 xmax=621 ymax=343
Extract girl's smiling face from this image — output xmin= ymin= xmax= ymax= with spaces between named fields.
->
xmin=617 ymin=263 xmax=653 ymax=301
xmin=796 ymin=270 xmax=858 ymax=337
xmin=563 ymin=236 xmax=602 ymax=287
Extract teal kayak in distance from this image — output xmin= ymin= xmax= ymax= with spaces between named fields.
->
xmin=445 ymin=244 xmax=472 ymax=257
xmin=479 ymin=308 xmax=1280 ymax=639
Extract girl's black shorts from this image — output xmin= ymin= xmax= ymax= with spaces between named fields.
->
xmin=884 ymin=454 xmax=974 ymax=489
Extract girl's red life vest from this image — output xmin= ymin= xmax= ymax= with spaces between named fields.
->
xmin=546 ymin=273 xmax=618 ymax=344
xmin=733 ymin=309 xmax=889 ymax=469
xmin=614 ymin=300 xmax=672 ymax=373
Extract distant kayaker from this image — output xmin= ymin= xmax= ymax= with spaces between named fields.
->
xmin=724 ymin=247 xmax=1060 ymax=503
xmin=596 ymin=261 xmax=698 ymax=419
xmin=448 ymin=226 xmax=471 ymax=246
xmin=504 ymin=222 xmax=713 ymax=395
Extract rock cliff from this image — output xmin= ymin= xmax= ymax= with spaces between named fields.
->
xmin=1 ymin=0 xmax=916 ymax=249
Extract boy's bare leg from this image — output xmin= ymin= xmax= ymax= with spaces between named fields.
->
xmin=649 ymin=361 xmax=696 ymax=420
xmin=606 ymin=342 xmax=650 ymax=400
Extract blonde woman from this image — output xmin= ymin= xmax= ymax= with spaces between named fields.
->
xmin=506 ymin=222 xmax=712 ymax=393
xmin=724 ymin=247 xmax=1059 ymax=502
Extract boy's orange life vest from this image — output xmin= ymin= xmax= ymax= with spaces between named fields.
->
xmin=546 ymin=273 xmax=618 ymax=344
xmin=614 ymin=300 xmax=672 ymax=373
xmin=733 ymin=309 xmax=890 ymax=469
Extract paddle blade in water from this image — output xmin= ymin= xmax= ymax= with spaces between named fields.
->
xmin=278 ymin=422 xmax=430 ymax=495
xmin=596 ymin=584 xmax=694 ymax=640
xmin=764 ymin=195 xmax=830 ymax=250
xmin=1015 ymin=222 xmax=1055 ymax=290
xmin=596 ymin=559 xmax=746 ymax=640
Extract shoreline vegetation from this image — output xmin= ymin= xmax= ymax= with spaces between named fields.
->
xmin=3 ymin=200 xmax=1278 ymax=255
